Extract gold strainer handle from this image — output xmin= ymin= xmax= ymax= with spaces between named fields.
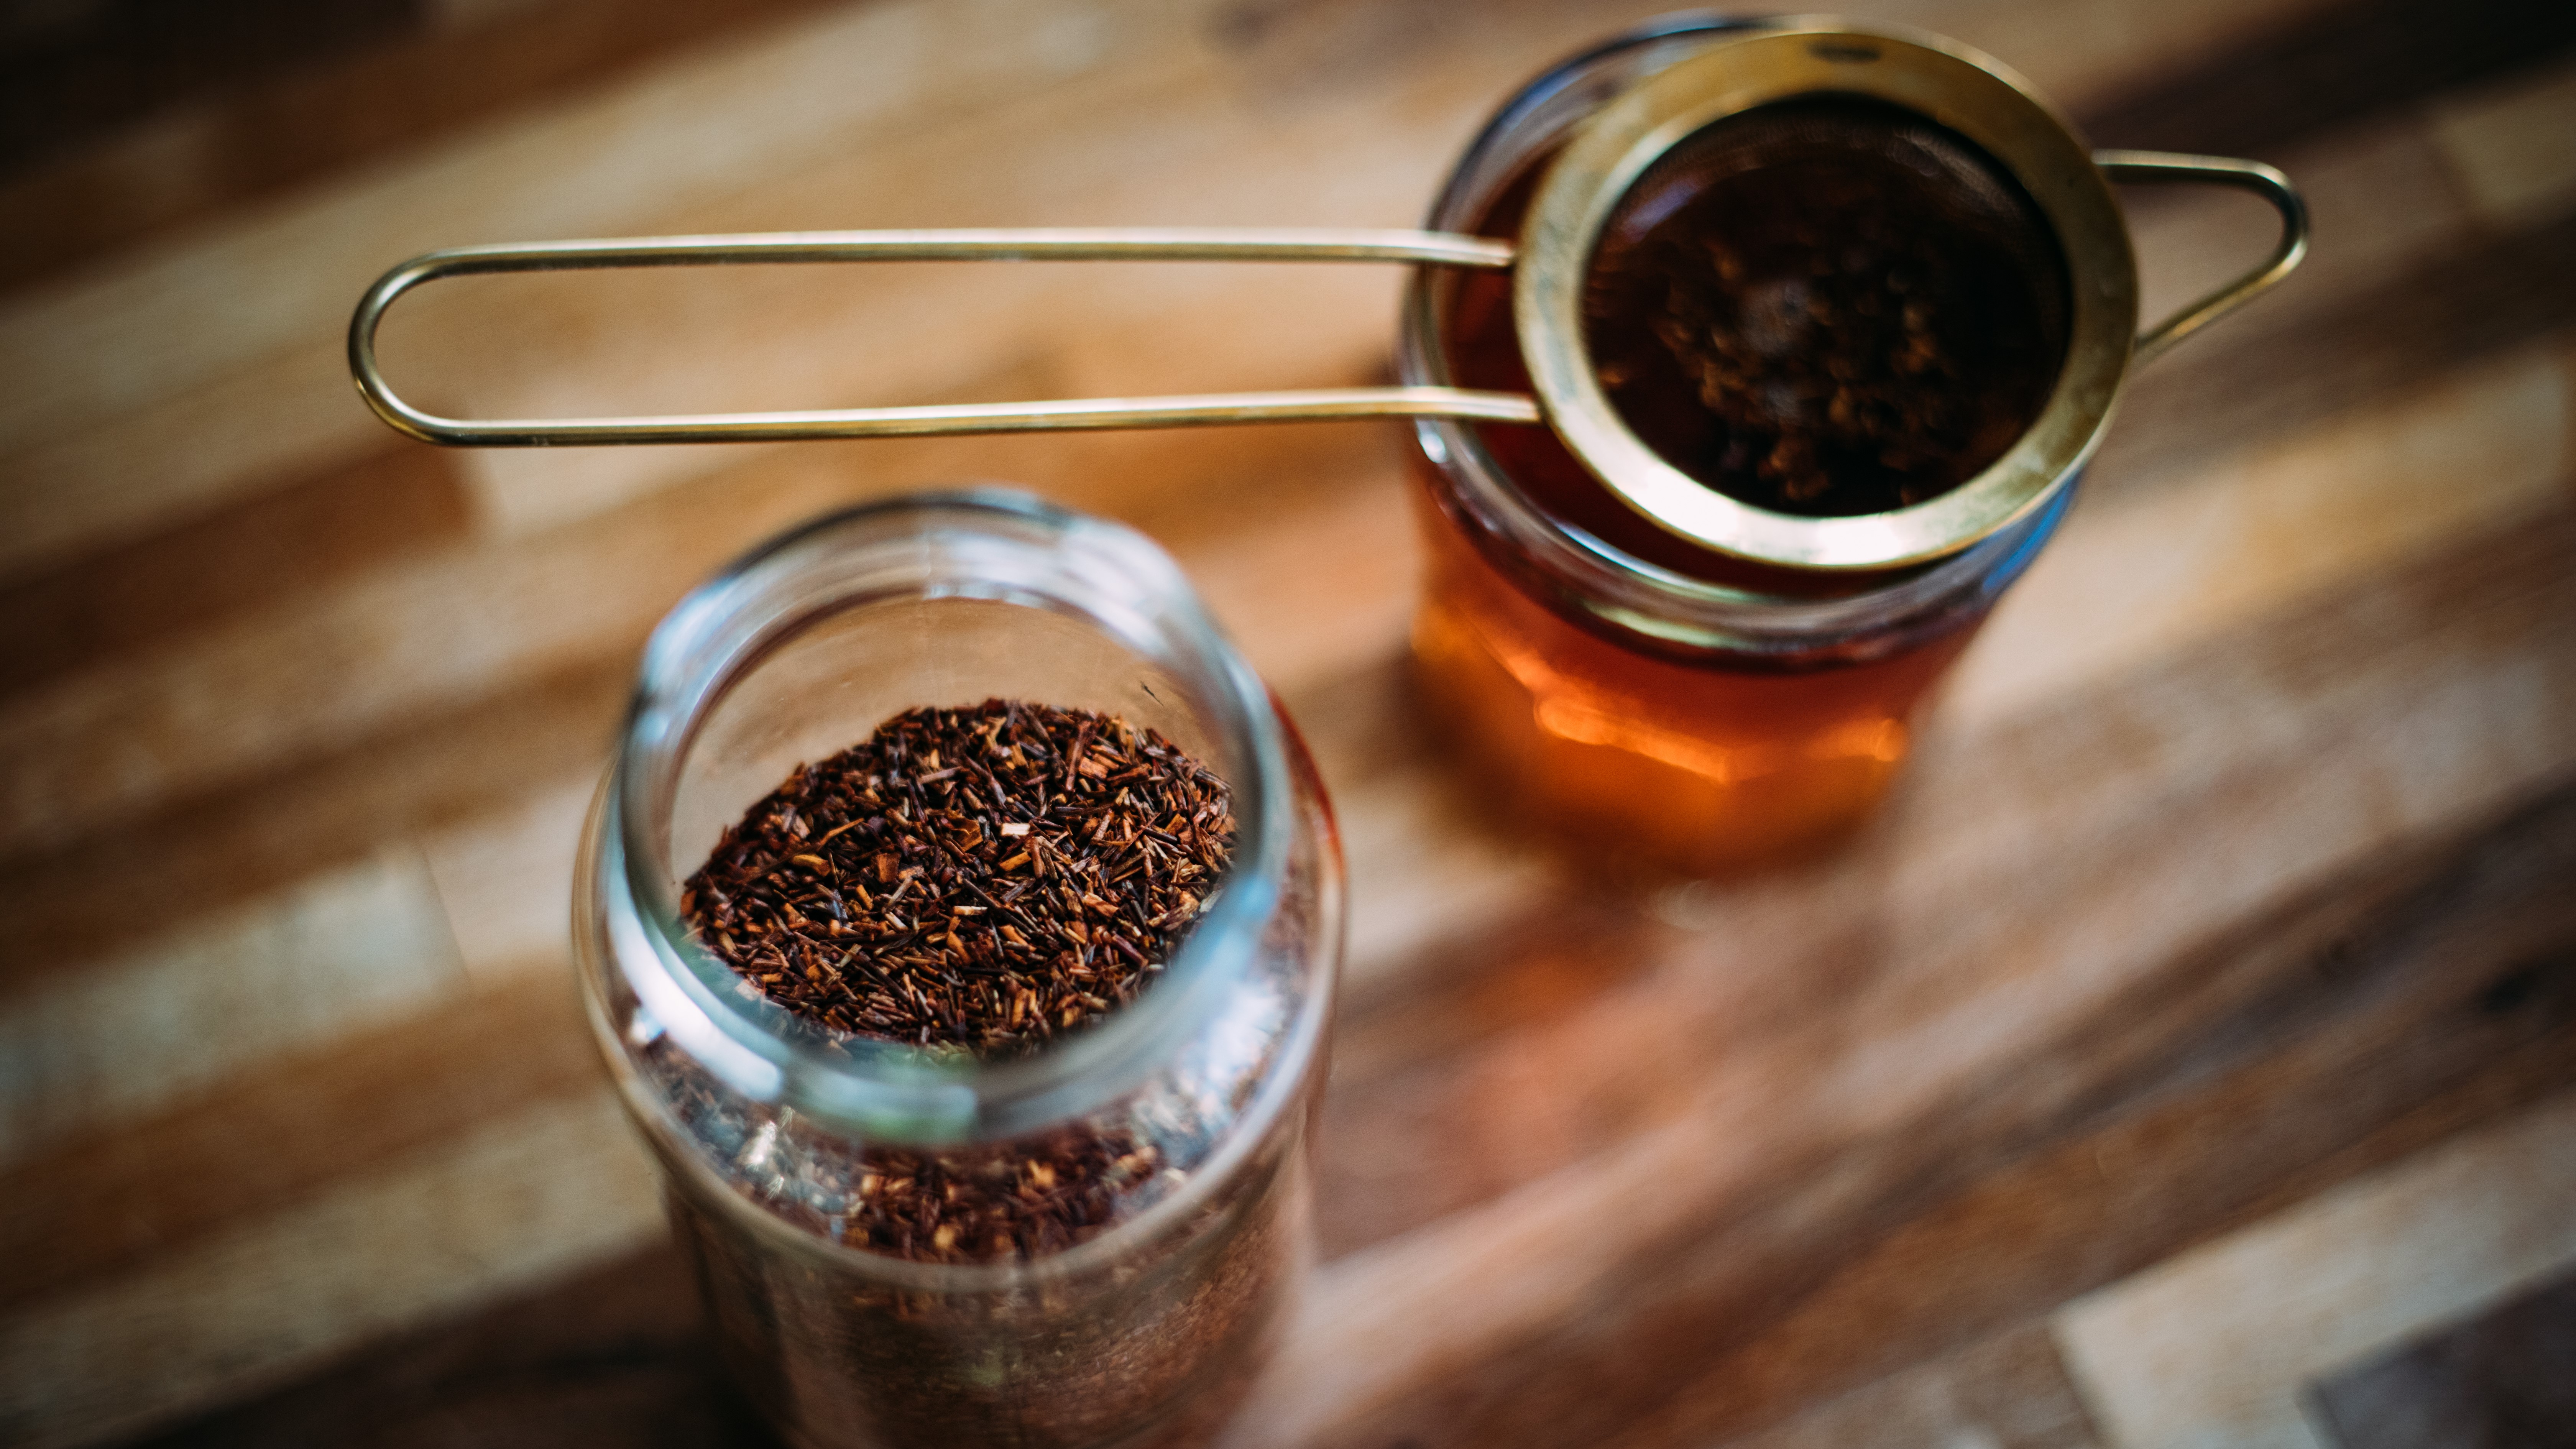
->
xmin=347 ymin=230 xmax=1533 ymax=446
xmin=2095 ymin=151 xmax=2310 ymax=369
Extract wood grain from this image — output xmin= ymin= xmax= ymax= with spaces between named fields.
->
xmin=2311 ymin=1266 xmax=2576 ymax=1449
xmin=0 ymin=442 xmax=469 ymax=698
xmin=5 ymin=0 xmax=2575 ymax=1443
xmin=0 ymin=969 xmax=602 ymax=1315
xmin=2059 ymin=1090 xmax=2576 ymax=1448
xmin=0 ymin=1089 xmax=658 ymax=1449
xmin=2075 ymin=0 xmax=2576 ymax=156
xmin=0 ymin=656 xmax=628 ymax=984
xmin=0 ymin=0 xmax=856 ymax=294
xmin=126 ymin=1247 xmax=770 ymax=1449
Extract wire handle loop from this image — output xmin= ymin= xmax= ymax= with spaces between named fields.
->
xmin=2095 ymin=151 xmax=2309 ymax=369
xmin=347 ymin=229 xmax=1533 ymax=447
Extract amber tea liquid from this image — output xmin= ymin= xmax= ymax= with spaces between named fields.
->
xmin=1411 ymin=493 xmax=1978 ymax=874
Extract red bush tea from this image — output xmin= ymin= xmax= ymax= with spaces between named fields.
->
xmin=1583 ymin=97 xmax=2070 ymax=518
xmin=677 ymin=699 xmax=1236 ymax=1266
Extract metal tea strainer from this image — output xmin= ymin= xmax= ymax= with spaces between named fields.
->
xmin=349 ymin=19 xmax=2305 ymax=570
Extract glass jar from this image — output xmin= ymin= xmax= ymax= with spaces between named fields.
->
xmin=1399 ymin=15 xmax=2073 ymax=877
xmin=572 ymin=490 xmax=1343 ymax=1449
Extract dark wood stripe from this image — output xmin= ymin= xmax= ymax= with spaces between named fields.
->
xmin=0 ymin=971 xmax=602 ymax=1316
xmin=0 ymin=656 xmax=626 ymax=989
xmin=2311 ymin=1263 xmax=2576 ymax=1449
xmin=126 ymin=1246 xmax=772 ymax=1449
xmin=1709 ymin=1322 xmax=2103 ymax=1449
xmin=0 ymin=0 xmax=420 ymax=177
xmin=2077 ymin=0 xmax=2576 ymax=157
xmin=0 ymin=443 xmax=471 ymax=698
xmin=0 ymin=0 xmax=857 ymax=295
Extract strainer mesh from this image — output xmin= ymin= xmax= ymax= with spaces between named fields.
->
xmin=1583 ymin=95 xmax=2072 ymax=518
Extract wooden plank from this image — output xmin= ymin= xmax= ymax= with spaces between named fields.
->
xmin=0 ymin=0 xmax=856 ymax=294
xmin=1715 ymin=1323 xmax=2102 ymax=1449
xmin=0 ymin=0 xmax=1215 ymax=569
xmin=2118 ymin=104 xmax=2476 ymax=386
xmin=0 ymin=442 xmax=470 ymax=697
xmin=0 ymin=655 xmax=627 ymax=986
xmin=124 ymin=1247 xmax=769 ymax=1449
xmin=0 ymin=0 xmax=416 ymax=177
xmin=2074 ymin=0 xmax=2576 ymax=156
xmin=417 ymin=777 xmax=598 ymax=985
xmin=2088 ymin=206 xmax=2576 ymax=505
xmin=0 ymin=969 xmax=601 ymax=1314
xmin=0 ymin=849 xmax=463 ymax=1165
xmin=2430 ymin=58 xmax=2576 ymax=228
xmin=1944 ymin=342 xmax=2571 ymax=732
xmin=2058 ymin=1090 xmax=2576 ymax=1449
xmin=1224 ymin=503 xmax=2576 ymax=1448
xmin=1602 ymin=795 xmax=2576 ymax=1447
xmin=0 ymin=1088 xmax=659 ymax=1449
xmin=2310 ymin=1266 xmax=2576 ymax=1449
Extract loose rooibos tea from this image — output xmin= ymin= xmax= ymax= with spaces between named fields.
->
xmin=677 ymin=698 xmax=1237 ymax=1263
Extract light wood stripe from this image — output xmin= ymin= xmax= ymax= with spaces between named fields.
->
xmin=1945 ymin=343 xmax=2571 ymax=731
xmin=0 ymin=850 xmax=462 ymax=1165
xmin=0 ymin=970 xmax=606 ymax=1317
xmin=419 ymin=776 xmax=597 ymax=985
xmin=0 ymin=1089 xmax=659 ymax=1449
xmin=2058 ymin=1088 xmax=2576 ymax=1449
xmin=0 ymin=656 xmax=629 ymax=988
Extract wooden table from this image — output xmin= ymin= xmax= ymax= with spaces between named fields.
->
xmin=3 ymin=1 xmax=2573 ymax=1445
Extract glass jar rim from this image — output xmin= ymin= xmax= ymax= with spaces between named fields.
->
xmin=608 ymin=488 xmax=1298 ymax=1145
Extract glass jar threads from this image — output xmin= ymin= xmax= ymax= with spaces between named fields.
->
xmin=573 ymin=491 xmax=1343 ymax=1448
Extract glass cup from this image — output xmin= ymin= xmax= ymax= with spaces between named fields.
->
xmin=572 ymin=490 xmax=1344 ymax=1448
xmin=1398 ymin=15 xmax=2073 ymax=877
